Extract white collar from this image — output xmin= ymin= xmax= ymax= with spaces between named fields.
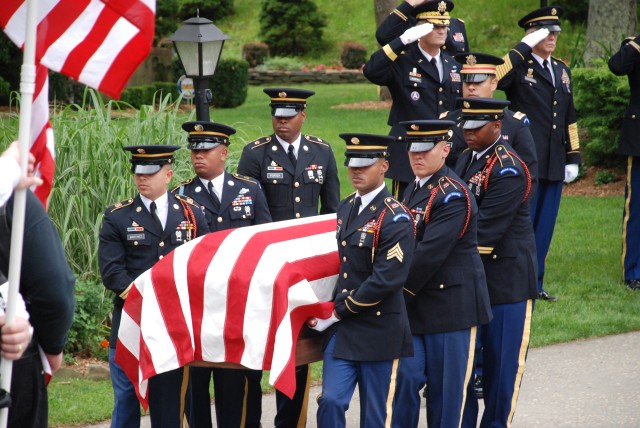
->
xmin=276 ymin=134 xmax=301 ymax=156
xmin=531 ymin=52 xmax=551 ymax=68
xmin=356 ymin=182 xmax=387 ymax=213
xmin=140 ymin=192 xmax=169 ymax=227
xmin=200 ymin=172 xmax=225 ymax=198
xmin=473 ymin=137 xmax=502 ymax=160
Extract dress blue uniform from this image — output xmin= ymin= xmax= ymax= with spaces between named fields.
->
xmin=390 ymin=120 xmax=491 ymax=428
xmin=174 ymin=122 xmax=272 ymax=428
xmin=363 ymin=1 xmax=462 ymax=196
xmin=608 ymin=36 xmax=640 ymax=289
xmin=99 ymin=146 xmax=209 ymax=428
xmin=316 ymin=134 xmax=414 ymax=428
xmin=496 ymin=6 xmax=580 ymax=297
xmin=452 ymin=99 xmax=537 ymax=428
xmin=238 ymin=89 xmax=341 ymax=427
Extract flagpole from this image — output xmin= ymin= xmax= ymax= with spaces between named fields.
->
xmin=0 ymin=0 xmax=37 ymax=425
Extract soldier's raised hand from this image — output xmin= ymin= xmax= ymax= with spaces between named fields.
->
xmin=521 ymin=28 xmax=550 ymax=48
xmin=400 ymin=22 xmax=434 ymax=45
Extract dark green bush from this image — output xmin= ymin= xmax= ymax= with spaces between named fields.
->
xmin=553 ymin=0 xmax=589 ymax=24
xmin=119 ymin=82 xmax=180 ymax=108
xmin=64 ymin=280 xmax=113 ymax=360
xmin=49 ymin=73 xmax=86 ymax=104
xmin=259 ymin=0 xmax=327 ymax=57
xmin=573 ymin=59 xmax=628 ymax=169
xmin=595 ymin=169 xmax=620 ymax=185
xmin=178 ymin=0 xmax=235 ymax=22
xmin=242 ymin=42 xmax=270 ymax=68
xmin=340 ymin=41 xmax=367 ymax=70
xmin=210 ymin=58 xmax=249 ymax=108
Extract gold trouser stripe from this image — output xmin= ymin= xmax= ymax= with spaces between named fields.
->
xmin=568 ymin=123 xmax=580 ymax=151
xmin=240 ymin=375 xmax=248 ymax=428
xmin=296 ymin=366 xmax=312 ymax=428
xmin=496 ymin=54 xmax=515 ymax=81
xmin=180 ymin=366 xmax=190 ymax=428
xmin=622 ymin=156 xmax=633 ymax=279
xmin=383 ymin=44 xmax=398 ymax=61
xmin=458 ymin=326 xmax=477 ymax=428
xmin=507 ymin=299 xmax=533 ymax=427
xmin=384 ymin=358 xmax=400 ymax=428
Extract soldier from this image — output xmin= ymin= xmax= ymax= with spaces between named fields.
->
xmin=99 ymin=145 xmax=209 ymax=428
xmin=173 ymin=121 xmax=271 ymax=428
xmin=308 ymin=133 xmax=415 ymax=427
xmin=363 ymin=0 xmax=462 ymax=199
xmin=452 ymin=98 xmax=537 ymax=428
xmin=376 ymin=0 xmax=470 ymax=55
xmin=392 ymin=120 xmax=491 ymax=428
xmin=496 ymin=6 xmax=581 ymax=302
xmin=237 ymin=88 xmax=340 ymax=427
xmin=608 ymin=36 xmax=640 ymax=290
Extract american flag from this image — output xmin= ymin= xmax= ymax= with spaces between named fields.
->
xmin=1 ymin=0 xmax=156 ymax=206
xmin=116 ymin=214 xmax=339 ymax=408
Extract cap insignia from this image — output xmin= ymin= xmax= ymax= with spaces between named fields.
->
xmin=137 ymin=148 xmax=145 ymax=154
xmin=194 ymin=124 xmax=204 ymax=132
xmin=466 ymin=54 xmax=477 ymax=66
xmin=370 ymin=205 xmax=376 ymax=211
xmin=411 ymin=124 xmax=419 ymax=131
xmin=448 ymin=130 xmax=454 ymax=138
xmin=438 ymin=1 xmax=447 ymax=13
xmin=551 ymin=8 xmax=557 ymax=16
xmin=278 ymin=91 xmax=287 ymax=98
xmin=463 ymin=101 xmax=470 ymax=108
xmin=351 ymin=137 xmax=360 ymax=145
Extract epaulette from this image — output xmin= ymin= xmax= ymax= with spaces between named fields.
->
xmin=456 ymin=18 xmax=465 ymax=24
xmin=437 ymin=176 xmax=462 ymax=195
xmin=622 ymin=37 xmax=634 ymax=46
xmin=383 ymin=197 xmax=407 ymax=215
xmin=173 ymin=193 xmax=199 ymax=207
xmin=305 ymin=135 xmax=330 ymax=147
xmin=439 ymin=111 xmax=449 ymax=119
xmin=512 ymin=111 xmax=527 ymax=121
xmin=232 ymin=173 xmax=258 ymax=184
xmin=493 ymin=145 xmax=518 ymax=169
xmin=250 ymin=136 xmax=271 ymax=149
xmin=551 ymin=55 xmax=569 ymax=67
xmin=109 ymin=198 xmax=134 ymax=213
xmin=171 ymin=178 xmax=193 ymax=193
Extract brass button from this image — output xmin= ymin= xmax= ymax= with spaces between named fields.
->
xmin=342 ymin=256 xmax=347 ymax=262
xmin=552 ymin=124 xmax=557 ymax=129
xmin=273 ymin=180 xmax=277 ymax=184
xmin=438 ymin=87 xmax=443 ymax=92
xmin=295 ymin=197 xmax=301 ymax=203
xmin=294 ymin=182 xmax=300 ymax=188
xmin=554 ymin=100 xmax=558 ymax=105
xmin=341 ymin=240 xmax=347 ymax=247
xmin=242 ymin=215 xmax=246 ymax=219
xmin=295 ymin=213 xmax=301 ymax=218
xmin=218 ymin=217 xmax=223 ymax=223
xmin=376 ymin=311 xmax=381 ymax=316
xmin=414 ymin=83 xmax=417 ymax=87
xmin=553 ymin=112 xmax=557 ymax=117
xmin=492 ymin=255 xmax=497 ymax=259
xmin=439 ymin=284 xmax=444 ymax=289
xmin=343 ymin=273 xmax=348 ymax=279
xmin=159 ymin=242 xmax=165 ymax=248
xmin=359 ymin=243 xmax=363 ymax=247
xmin=342 ymin=289 xmax=348 ymax=293
xmin=633 ymin=114 xmax=637 ymax=119
xmin=159 ymin=255 xmax=164 ymax=260
xmin=438 ymin=100 xmax=443 ymax=105
xmin=134 ymin=241 xmax=138 ymax=246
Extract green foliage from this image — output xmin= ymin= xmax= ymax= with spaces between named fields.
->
xmin=49 ymin=378 xmax=118 ymax=426
xmin=595 ymin=169 xmax=621 ymax=186
xmin=0 ymin=33 xmax=21 ymax=94
xmin=65 ymin=280 xmax=113 ymax=360
xmin=242 ymin=42 xmax=270 ymax=67
xmin=255 ymin=56 xmax=305 ymax=71
xmin=178 ymin=0 xmax=235 ymax=22
xmin=553 ymin=0 xmax=589 ymax=24
xmin=259 ymin=0 xmax=327 ymax=57
xmin=572 ymin=59 xmax=628 ymax=168
xmin=0 ymin=76 xmax=10 ymax=105
xmin=210 ymin=58 xmax=249 ymax=108
xmin=120 ymin=82 xmax=181 ymax=109
xmin=339 ymin=41 xmax=367 ymax=70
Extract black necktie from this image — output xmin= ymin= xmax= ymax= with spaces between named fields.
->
xmin=150 ymin=201 xmax=163 ymax=231
xmin=542 ymin=59 xmax=553 ymax=83
xmin=410 ymin=181 xmax=421 ymax=200
xmin=208 ymin=181 xmax=221 ymax=211
xmin=287 ymin=144 xmax=297 ymax=168
xmin=466 ymin=153 xmax=479 ymax=173
xmin=348 ymin=196 xmax=362 ymax=226
xmin=430 ymin=58 xmax=440 ymax=82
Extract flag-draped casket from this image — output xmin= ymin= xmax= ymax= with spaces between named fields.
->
xmin=116 ymin=214 xmax=339 ymax=408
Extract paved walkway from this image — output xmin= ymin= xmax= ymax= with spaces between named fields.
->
xmin=86 ymin=331 xmax=640 ymax=427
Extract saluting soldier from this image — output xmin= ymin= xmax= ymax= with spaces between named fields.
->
xmin=173 ymin=122 xmax=271 ymax=428
xmin=363 ymin=0 xmax=462 ymax=199
xmin=452 ymin=99 xmax=537 ymax=428
xmin=308 ymin=133 xmax=415 ymax=428
xmin=99 ymin=145 xmax=209 ymax=428
xmin=496 ymin=6 xmax=581 ymax=302
xmin=376 ymin=0 xmax=470 ymax=55
xmin=391 ymin=120 xmax=491 ymax=428
xmin=237 ymin=88 xmax=340 ymax=428
xmin=608 ymin=36 xmax=640 ymax=290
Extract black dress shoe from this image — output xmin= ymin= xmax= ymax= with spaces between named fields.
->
xmin=626 ymin=279 xmax=640 ymax=291
xmin=538 ymin=291 xmax=558 ymax=302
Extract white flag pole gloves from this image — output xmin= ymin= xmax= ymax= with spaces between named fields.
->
xmin=308 ymin=312 xmax=340 ymax=332
xmin=564 ymin=164 xmax=579 ymax=183
xmin=521 ymin=28 xmax=550 ymax=48
xmin=400 ymin=22 xmax=434 ymax=45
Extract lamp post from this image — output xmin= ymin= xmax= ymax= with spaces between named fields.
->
xmin=169 ymin=14 xmax=230 ymax=121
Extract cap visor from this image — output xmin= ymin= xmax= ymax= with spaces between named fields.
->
xmin=543 ymin=25 xmax=562 ymax=32
xmin=133 ymin=164 xmax=162 ymax=175
xmin=273 ymin=107 xmax=299 ymax=117
xmin=346 ymin=157 xmax=379 ymax=167
xmin=462 ymin=120 xmax=490 ymax=130
xmin=189 ymin=142 xmax=221 ymax=150
xmin=461 ymin=73 xmax=492 ymax=83
xmin=408 ymin=142 xmax=436 ymax=152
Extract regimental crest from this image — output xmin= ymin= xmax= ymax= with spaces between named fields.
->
xmin=137 ymin=148 xmax=145 ymax=154
xmin=463 ymin=101 xmax=470 ymax=108
xmin=351 ymin=137 xmax=360 ymax=145
xmin=411 ymin=124 xmax=419 ymax=131
xmin=551 ymin=8 xmax=557 ymax=15
xmin=527 ymin=68 xmax=534 ymax=79
xmin=465 ymin=54 xmax=477 ymax=66
xmin=438 ymin=1 xmax=447 ymax=13
xmin=194 ymin=124 xmax=204 ymax=132
xmin=278 ymin=91 xmax=287 ymax=98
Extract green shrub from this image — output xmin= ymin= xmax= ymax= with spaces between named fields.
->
xmin=210 ymin=58 xmax=249 ymax=108
xmin=340 ymin=41 xmax=367 ymax=70
xmin=242 ymin=42 xmax=270 ymax=68
xmin=49 ymin=73 xmax=87 ymax=104
xmin=255 ymin=56 xmax=305 ymax=71
xmin=178 ymin=0 xmax=235 ymax=22
xmin=119 ymin=83 xmax=181 ymax=108
xmin=572 ymin=59 xmax=628 ymax=169
xmin=0 ymin=76 xmax=10 ymax=105
xmin=64 ymin=280 xmax=113 ymax=360
xmin=595 ymin=169 xmax=621 ymax=186
xmin=554 ymin=0 xmax=589 ymax=24
xmin=259 ymin=0 xmax=327 ymax=57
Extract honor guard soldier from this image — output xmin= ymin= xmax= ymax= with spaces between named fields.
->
xmin=376 ymin=0 xmax=470 ymax=55
xmin=609 ymin=36 xmax=640 ymax=290
xmin=363 ymin=0 xmax=462 ymax=199
xmin=308 ymin=133 xmax=415 ymax=428
xmin=496 ymin=6 xmax=581 ymax=302
xmin=174 ymin=121 xmax=271 ymax=428
xmin=99 ymin=145 xmax=209 ymax=428
xmin=237 ymin=88 xmax=340 ymax=427
xmin=452 ymin=99 xmax=537 ymax=428
xmin=440 ymin=52 xmax=538 ymax=192
xmin=391 ymin=120 xmax=491 ymax=428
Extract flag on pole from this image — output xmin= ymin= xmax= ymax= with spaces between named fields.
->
xmin=116 ymin=214 xmax=339 ymax=408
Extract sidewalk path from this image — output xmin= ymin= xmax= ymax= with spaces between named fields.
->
xmin=85 ymin=331 xmax=640 ymax=427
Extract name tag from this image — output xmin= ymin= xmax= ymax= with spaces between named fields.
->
xmin=267 ymin=173 xmax=284 ymax=179
xmin=127 ymin=233 xmax=145 ymax=240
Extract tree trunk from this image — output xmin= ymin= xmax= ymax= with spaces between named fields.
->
xmin=374 ymin=0 xmax=397 ymax=101
xmin=585 ymin=0 xmax=636 ymax=65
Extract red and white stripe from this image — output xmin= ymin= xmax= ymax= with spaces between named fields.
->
xmin=1 ymin=0 xmax=156 ymax=98
xmin=30 ymin=64 xmax=55 ymax=207
xmin=116 ymin=214 xmax=339 ymax=408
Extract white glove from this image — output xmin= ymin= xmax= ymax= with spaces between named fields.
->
xmin=307 ymin=312 xmax=340 ymax=332
xmin=400 ymin=23 xmax=434 ymax=45
xmin=521 ymin=28 xmax=550 ymax=48
xmin=564 ymin=164 xmax=579 ymax=183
